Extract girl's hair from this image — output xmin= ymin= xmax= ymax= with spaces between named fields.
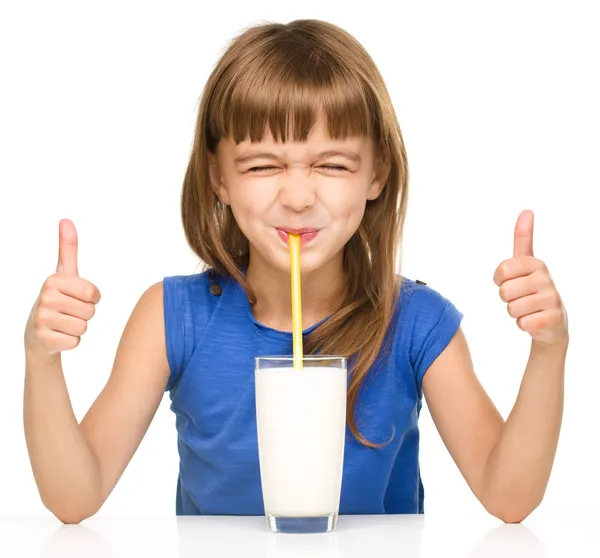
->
xmin=181 ymin=19 xmax=409 ymax=448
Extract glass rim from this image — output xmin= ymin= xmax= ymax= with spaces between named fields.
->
xmin=255 ymin=355 xmax=346 ymax=363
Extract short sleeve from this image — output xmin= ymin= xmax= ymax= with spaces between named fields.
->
xmin=163 ymin=275 xmax=194 ymax=393
xmin=405 ymin=282 xmax=464 ymax=391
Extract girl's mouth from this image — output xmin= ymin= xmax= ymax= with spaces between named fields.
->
xmin=276 ymin=228 xmax=319 ymax=246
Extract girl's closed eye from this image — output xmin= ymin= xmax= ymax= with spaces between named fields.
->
xmin=319 ymin=165 xmax=348 ymax=172
xmin=248 ymin=166 xmax=278 ymax=173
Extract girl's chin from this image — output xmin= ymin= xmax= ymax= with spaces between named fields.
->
xmin=253 ymin=252 xmax=324 ymax=275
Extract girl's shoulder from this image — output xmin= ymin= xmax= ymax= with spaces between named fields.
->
xmin=162 ymin=268 xmax=231 ymax=392
xmin=397 ymin=275 xmax=455 ymax=314
xmin=395 ymin=275 xmax=464 ymax=388
xmin=163 ymin=267 xmax=228 ymax=296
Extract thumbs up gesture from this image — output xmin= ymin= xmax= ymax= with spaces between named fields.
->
xmin=24 ymin=219 xmax=102 ymax=360
xmin=493 ymin=210 xmax=568 ymax=347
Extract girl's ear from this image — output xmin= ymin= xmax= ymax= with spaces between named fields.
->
xmin=367 ymin=157 xmax=390 ymax=200
xmin=207 ymin=151 xmax=231 ymax=205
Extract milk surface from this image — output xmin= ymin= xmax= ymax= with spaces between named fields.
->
xmin=255 ymin=366 xmax=347 ymax=517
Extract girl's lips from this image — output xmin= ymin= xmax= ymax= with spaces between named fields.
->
xmin=276 ymin=228 xmax=319 ymax=246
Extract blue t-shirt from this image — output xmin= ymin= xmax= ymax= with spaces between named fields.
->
xmin=163 ymin=269 xmax=463 ymax=515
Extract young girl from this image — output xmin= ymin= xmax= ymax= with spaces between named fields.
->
xmin=23 ymin=19 xmax=569 ymax=525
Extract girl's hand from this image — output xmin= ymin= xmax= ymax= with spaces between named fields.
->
xmin=493 ymin=210 xmax=568 ymax=348
xmin=24 ymin=219 xmax=102 ymax=360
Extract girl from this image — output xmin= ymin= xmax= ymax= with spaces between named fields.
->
xmin=23 ymin=19 xmax=569 ymax=525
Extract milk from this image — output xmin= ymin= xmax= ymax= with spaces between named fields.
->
xmin=255 ymin=366 xmax=347 ymax=517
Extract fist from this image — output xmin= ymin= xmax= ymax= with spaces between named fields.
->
xmin=24 ymin=219 xmax=102 ymax=359
xmin=493 ymin=210 xmax=568 ymax=347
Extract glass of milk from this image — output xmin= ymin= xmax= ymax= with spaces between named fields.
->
xmin=255 ymin=355 xmax=347 ymax=534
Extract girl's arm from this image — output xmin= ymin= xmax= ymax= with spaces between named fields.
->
xmin=422 ymin=210 xmax=568 ymax=522
xmin=480 ymin=337 xmax=567 ymax=520
xmin=24 ymin=281 xmax=170 ymax=524
xmin=422 ymin=328 xmax=567 ymax=523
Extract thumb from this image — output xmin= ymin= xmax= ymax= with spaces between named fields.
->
xmin=56 ymin=219 xmax=79 ymax=276
xmin=513 ymin=210 xmax=534 ymax=258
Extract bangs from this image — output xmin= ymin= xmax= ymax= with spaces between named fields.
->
xmin=205 ymin=39 xmax=381 ymax=149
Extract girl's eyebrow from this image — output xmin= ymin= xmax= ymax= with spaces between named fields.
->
xmin=234 ymin=149 xmax=362 ymax=164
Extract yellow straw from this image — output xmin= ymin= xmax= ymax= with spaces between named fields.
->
xmin=289 ymin=233 xmax=303 ymax=369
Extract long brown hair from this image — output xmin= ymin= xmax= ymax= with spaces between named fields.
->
xmin=181 ymin=19 xmax=409 ymax=448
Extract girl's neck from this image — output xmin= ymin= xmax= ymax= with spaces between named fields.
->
xmin=245 ymin=252 xmax=345 ymax=332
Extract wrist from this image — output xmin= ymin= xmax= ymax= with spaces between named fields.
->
xmin=25 ymin=348 xmax=62 ymax=370
xmin=532 ymin=334 xmax=569 ymax=354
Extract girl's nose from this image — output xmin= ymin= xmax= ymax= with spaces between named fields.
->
xmin=279 ymin=174 xmax=317 ymax=212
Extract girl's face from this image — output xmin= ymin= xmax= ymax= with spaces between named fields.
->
xmin=208 ymin=116 xmax=388 ymax=275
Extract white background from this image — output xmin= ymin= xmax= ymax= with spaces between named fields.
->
xmin=1 ymin=0 xmax=598 ymax=522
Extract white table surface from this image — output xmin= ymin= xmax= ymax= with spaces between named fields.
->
xmin=1 ymin=513 xmax=597 ymax=557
